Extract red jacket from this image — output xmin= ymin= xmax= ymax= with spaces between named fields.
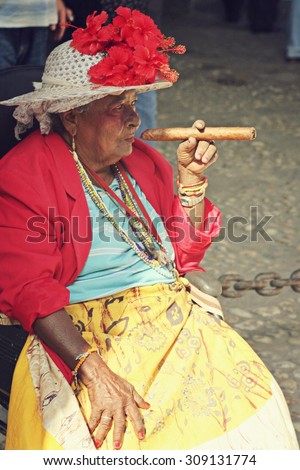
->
xmin=0 ymin=131 xmax=221 ymax=378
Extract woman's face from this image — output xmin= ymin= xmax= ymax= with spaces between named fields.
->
xmin=74 ymin=90 xmax=141 ymax=170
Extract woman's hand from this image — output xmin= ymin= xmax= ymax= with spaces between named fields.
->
xmin=177 ymin=120 xmax=218 ymax=184
xmin=50 ymin=0 xmax=74 ymax=42
xmin=33 ymin=310 xmax=148 ymax=450
xmin=79 ymin=353 xmax=150 ymax=450
xmin=176 ymin=120 xmax=219 ymax=229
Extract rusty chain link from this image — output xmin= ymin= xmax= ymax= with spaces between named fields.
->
xmin=219 ymin=269 xmax=300 ymax=298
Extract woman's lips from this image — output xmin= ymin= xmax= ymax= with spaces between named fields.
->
xmin=124 ymin=136 xmax=135 ymax=143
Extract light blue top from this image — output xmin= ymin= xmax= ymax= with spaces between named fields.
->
xmin=67 ymin=173 xmax=176 ymax=303
xmin=0 ymin=1 xmax=57 ymax=28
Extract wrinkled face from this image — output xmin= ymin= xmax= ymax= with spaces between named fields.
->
xmin=74 ymin=90 xmax=141 ymax=169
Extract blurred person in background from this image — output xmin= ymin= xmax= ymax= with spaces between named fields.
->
xmin=221 ymin=0 xmax=245 ymax=23
xmin=286 ymin=0 xmax=300 ymax=60
xmin=220 ymin=0 xmax=280 ymax=33
xmin=0 ymin=0 xmax=73 ymax=69
xmin=247 ymin=0 xmax=280 ymax=33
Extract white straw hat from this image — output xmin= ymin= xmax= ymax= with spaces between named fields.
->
xmin=1 ymin=40 xmax=173 ymax=109
xmin=0 ymin=40 xmax=172 ymax=137
xmin=0 ymin=7 xmax=185 ymax=138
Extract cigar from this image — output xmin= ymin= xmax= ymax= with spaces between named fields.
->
xmin=141 ymin=127 xmax=256 ymax=141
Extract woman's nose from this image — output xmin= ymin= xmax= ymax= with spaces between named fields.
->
xmin=127 ymin=107 xmax=141 ymax=129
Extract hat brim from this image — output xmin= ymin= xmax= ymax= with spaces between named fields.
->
xmin=0 ymin=79 xmax=172 ymax=110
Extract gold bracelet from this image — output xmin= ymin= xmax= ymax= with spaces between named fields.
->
xmin=72 ymin=347 xmax=99 ymax=385
xmin=177 ymin=176 xmax=208 ymax=196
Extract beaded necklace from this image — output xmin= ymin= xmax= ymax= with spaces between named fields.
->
xmin=71 ymin=150 xmax=176 ymax=279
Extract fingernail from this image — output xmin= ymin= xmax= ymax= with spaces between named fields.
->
xmin=145 ymin=402 xmax=151 ymax=407
xmin=114 ymin=441 xmax=121 ymax=449
xmin=94 ymin=439 xmax=102 ymax=449
xmin=138 ymin=430 xmax=145 ymax=440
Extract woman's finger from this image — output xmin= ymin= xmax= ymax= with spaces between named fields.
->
xmin=195 ymin=141 xmax=210 ymax=161
xmin=88 ymin=405 xmax=102 ymax=434
xmin=133 ymin=389 xmax=151 ymax=410
xmin=204 ymin=152 xmax=219 ymax=168
xmin=192 ymin=119 xmax=205 ymax=130
xmin=200 ymin=142 xmax=218 ymax=164
xmin=66 ymin=8 xmax=74 ymax=22
xmin=125 ymin=402 xmax=146 ymax=441
xmin=111 ymin=409 xmax=127 ymax=450
xmin=94 ymin=413 xmax=113 ymax=448
xmin=177 ymin=137 xmax=198 ymax=165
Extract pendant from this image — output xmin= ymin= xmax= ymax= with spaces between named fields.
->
xmin=150 ymin=247 xmax=173 ymax=271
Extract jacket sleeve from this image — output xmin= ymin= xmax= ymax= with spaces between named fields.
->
xmin=166 ymin=195 xmax=222 ymax=275
xmin=0 ymin=168 xmax=70 ymax=333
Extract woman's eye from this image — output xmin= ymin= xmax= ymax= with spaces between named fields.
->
xmin=113 ymin=100 xmax=137 ymax=110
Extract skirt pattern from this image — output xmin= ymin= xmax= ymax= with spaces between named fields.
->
xmin=5 ymin=279 xmax=299 ymax=449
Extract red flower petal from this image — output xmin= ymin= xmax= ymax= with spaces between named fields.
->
xmin=71 ymin=7 xmax=186 ymax=85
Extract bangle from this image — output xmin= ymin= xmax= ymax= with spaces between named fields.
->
xmin=72 ymin=347 xmax=99 ymax=385
xmin=179 ymin=192 xmax=205 ymax=208
xmin=177 ymin=176 xmax=208 ymax=196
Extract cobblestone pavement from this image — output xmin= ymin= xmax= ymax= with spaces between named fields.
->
xmin=1 ymin=0 xmax=299 ymax=450
xmin=157 ymin=0 xmax=300 ymax=444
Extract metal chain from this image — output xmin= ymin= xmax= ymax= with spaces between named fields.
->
xmin=219 ymin=269 xmax=300 ymax=298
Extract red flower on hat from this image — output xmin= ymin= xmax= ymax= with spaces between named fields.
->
xmin=71 ymin=11 xmax=117 ymax=55
xmin=70 ymin=7 xmax=186 ymax=87
xmin=113 ymin=7 xmax=163 ymax=49
xmin=89 ymin=46 xmax=136 ymax=86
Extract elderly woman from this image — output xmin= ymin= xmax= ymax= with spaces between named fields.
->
xmin=0 ymin=8 xmax=298 ymax=450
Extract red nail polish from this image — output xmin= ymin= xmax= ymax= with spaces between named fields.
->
xmin=94 ymin=439 xmax=102 ymax=449
xmin=145 ymin=402 xmax=151 ymax=407
xmin=114 ymin=441 xmax=121 ymax=449
xmin=138 ymin=430 xmax=145 ymax=440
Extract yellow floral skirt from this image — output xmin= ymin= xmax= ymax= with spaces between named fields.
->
xmin=5 ymin=279 xmax=299 ymax=450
